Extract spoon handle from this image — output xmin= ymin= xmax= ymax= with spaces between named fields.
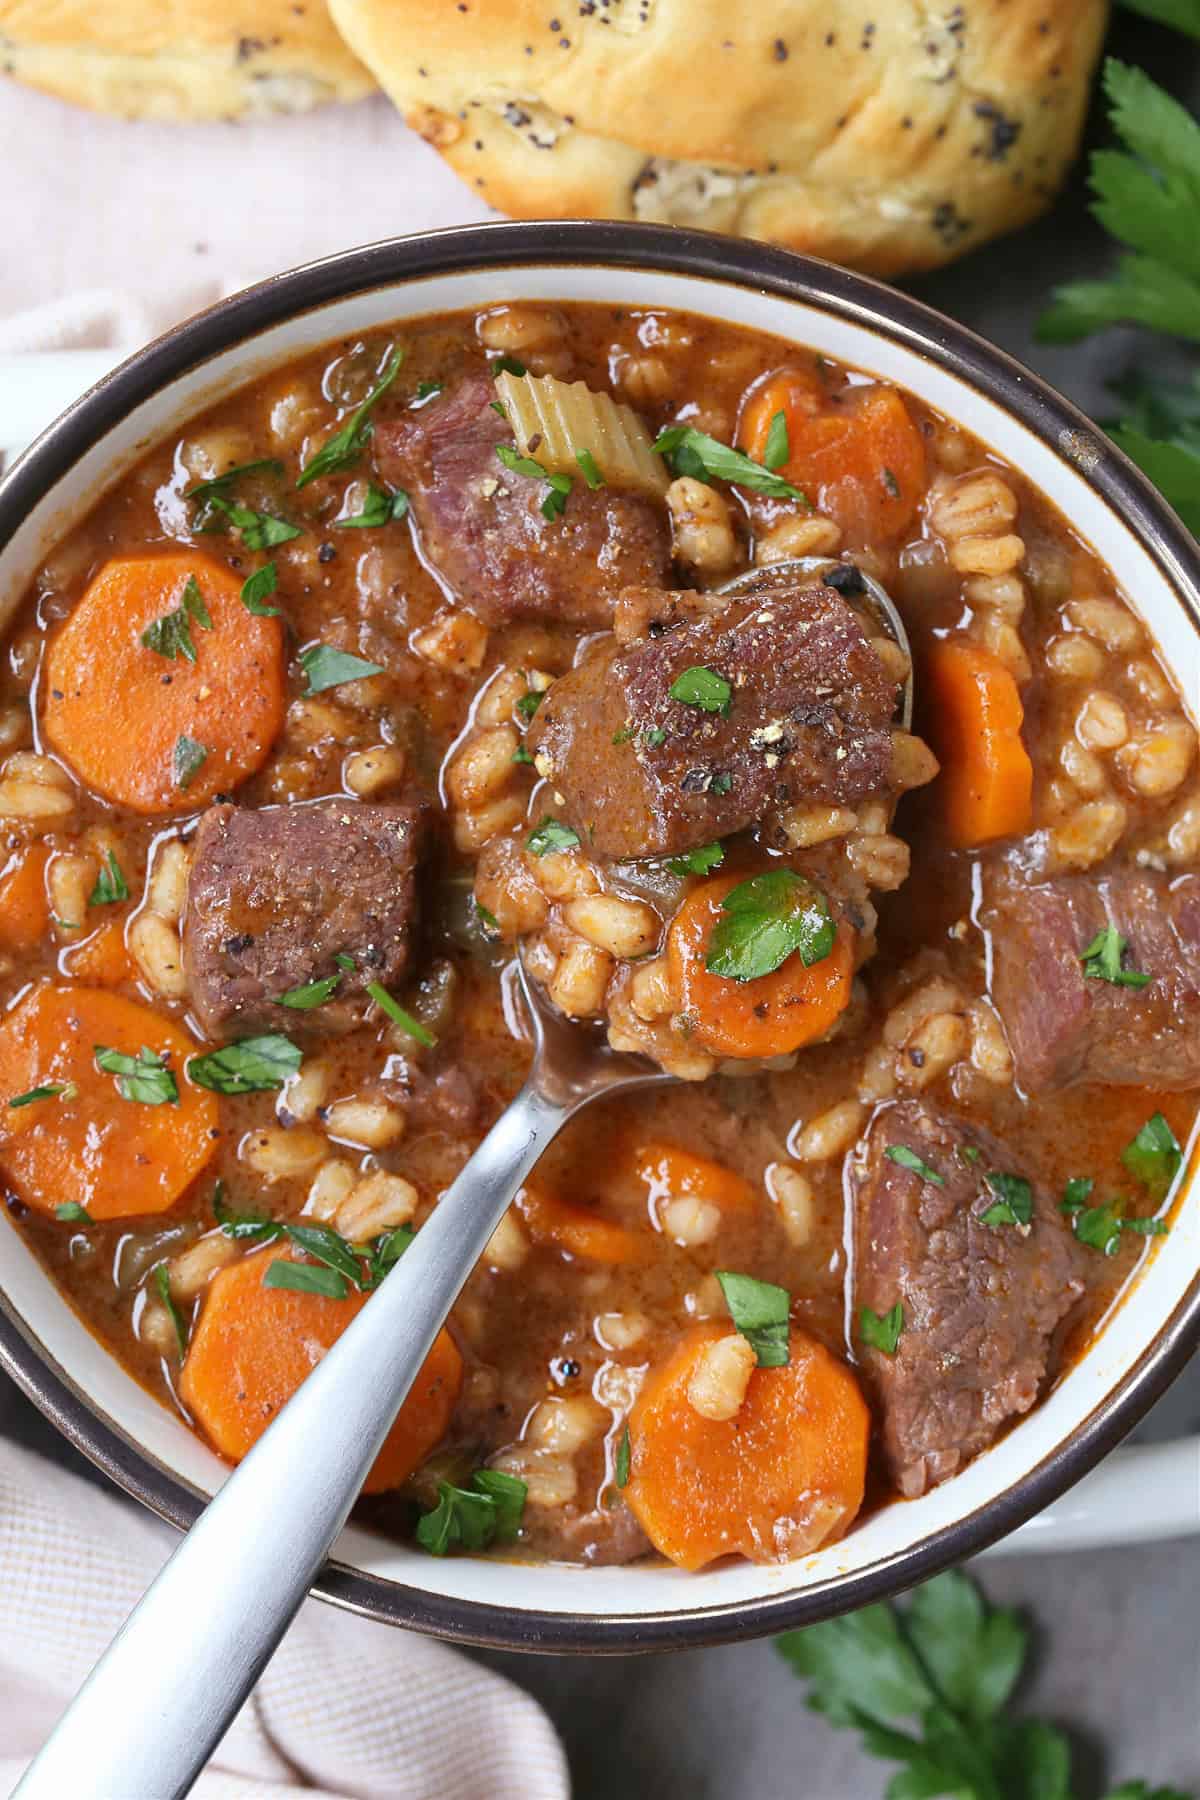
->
xmin=15 ymin=1080 xmax=566 ymax=1800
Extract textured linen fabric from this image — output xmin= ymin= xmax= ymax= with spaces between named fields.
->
xmin=0 ymin=1440 xmax=569 ymax=1799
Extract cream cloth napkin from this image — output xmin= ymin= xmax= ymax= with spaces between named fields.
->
xmin=0 ymin=1439 xmax=569 ymax=1798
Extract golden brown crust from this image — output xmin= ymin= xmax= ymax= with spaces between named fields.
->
xmin=0 ymin=0 xmax=374 ymax=120
xmin=328 ymin=0 xmax=1106 ymax=275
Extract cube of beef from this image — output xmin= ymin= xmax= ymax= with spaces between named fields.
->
xmin=527 ymin=582 xmax=900 ymax=860
xmin=182 ymin=799 xmax=426 ymax=1039
xmin=373 ymin=372 xmax=671 ymax=627
xmin=851 ymin=1099 xmax=1086 ymax=1498
xmin=981 ymin=868 xmax=1200 ymax=1092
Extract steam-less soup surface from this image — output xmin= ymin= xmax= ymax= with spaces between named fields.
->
xmin=1 ymin=302 xmax=1196 ymax=1570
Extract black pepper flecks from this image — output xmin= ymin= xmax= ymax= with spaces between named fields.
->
xmin=773 ymin=37 xmax=788 ymax=61
xmin=317 ymin=541 xmax=337 ymax=564
xmin=972 ymin=100 xmax=1021 ymax=163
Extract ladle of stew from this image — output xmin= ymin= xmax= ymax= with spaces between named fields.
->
xmin=16 ymin=556 xmax=913 ymax=1800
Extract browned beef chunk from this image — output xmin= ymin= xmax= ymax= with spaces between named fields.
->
xmin=183 ymin=799 xmax=426 ymax=1040
xmin=527 ymin=582 xmax=898 ymax=859
xmin=981 ymin=868 xmax=1200 ymax=1092
xmin=852 ymin=1099 xmax=1086 ymax=1498
xmin=373 ymin=372 xmax=671 ymax=627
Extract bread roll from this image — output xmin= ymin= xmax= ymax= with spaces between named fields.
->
xmin=328 ymin=0 xmax=1106 ymax=276
xmin=0 ymin=0 xmax=374 ymax=120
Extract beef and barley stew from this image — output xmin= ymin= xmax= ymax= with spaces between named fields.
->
xmin=0 ymin=302 xmax=1196 ymax=1570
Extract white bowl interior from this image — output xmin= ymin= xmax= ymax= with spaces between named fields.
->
xmin=2 ymin=259 xmax=1198 ymax=1624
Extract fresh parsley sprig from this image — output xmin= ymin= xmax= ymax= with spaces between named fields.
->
xmin=704 ymin=870 xmax=835 ymax=983
xmin=653 ymin=424 xmax=807 ymax=502
xmin=416 ymin=1469 xmax=527 ymax=1557
xmin=716 ymin=1270 xmax=791 ymax=1367
xmin=297 ymin=346 xmax=405 ymax=488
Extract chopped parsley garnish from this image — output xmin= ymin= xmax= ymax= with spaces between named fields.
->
xmin=1121 ymin=1110 xmax=1183 ymax=1198
xmin=705 ymin=870 xmax=834 ymax=983
xmin=491 ymin=355 xmax=527 ymax=377
xmin=277 ymin=974 xmax=340 ymax=1010
xmin=299 ymin=643 xmax=386 ymax=695
xmin=154 ymin=1263 xmax=189 ymax=1358
xmin=203 ymin=492 xmax=301 ymax=550
xmin=416 ymin=1469 xmax=527 ymax=1557
xmin=615 ymin=1424 xmax=632 ymax=1488
xmin=1080 ymin=924 xmax=1152 ymax=988
xmin=885 ymin=1144 xmax=945 ymax=1186
xmin=365 ymin=980 xmax=437 ymax=1048
xmin=860 ymin=1301 xmax=904 ymax=1356
xmin=1070 ymin=1200 xmax=1167 ymax=1257
xmin=188 ymin=1033 xmax=302 ymax=1095
xmin=263 ymin=1260 xmax=350 ymax=1300
xmin=711 ymin=772 xmax=732 ymax=795
xmin=512 ymin=744 xmax=535 ymax=765
xmin=575 ymin=447 xmax=604 ymax=488
xmin=297 ymin=345 xmax=405 ymax=487
xmin=173 ymin=734 xmax=209 ymax=790
xmin=495 ymin=444 xmax=573 ymax=520
xmin=960 ymin=1144 xmax=983 ymax=1165
xmin=476 ymin=902 xmax=500 ymax=932
xmin=653 ymin=423 xmax=807 ymax=502
xmin=527 ymin=817 xmax=581 ymax=857
xmin=515 ymin=688 xmax=544 ymax=721
xmin=336 ymin=483 xmax=409 ymax=529
xmin=186 ymin=458 xmax=284 ymax=504
xmin=415 ymin=379 xmax=442 ymax=400
xmin=141 ymin=574 xmax=212 ymax=664
xmin=215 ymin=1188 xmax=414 ymax=1295
xmin=334 ymin=952 xmax=357 ymax=970
xmin=669 ymin=665 xmax=731 ymax=714
xmin=10 ymin=1083 xmax=73 ymax=1109
xmin=665 ymin=841 xmax=725 ymax=877
xmin=89 ymin=850 xmax=129 ymax=907
xmin=56 ymin=1201 xmax=92 ymax=1223
xmin=763 ymin=409 xmax=790 ymax=471
xmin=1061 ymin=1176 xmax=1095 ymax=1213
xmin=612 ymin=725 xmax=635 ymax=744
xmin=715 ymin=1270 xmax=790 ymax=1367
xmin=240 ymin=562 xmax=280 ymax=616
xmin=94 ymin=1045 xmax=178 ymax=1106
xmin=644 ymin=726 xmax=667 ymax=747
xmin=978 ymin=1170 xmax=1034 ymax=1229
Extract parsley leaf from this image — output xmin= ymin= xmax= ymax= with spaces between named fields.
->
xmin=527 ymin=817 xmax=581 ymax=857
xmin=141 ymin=574 xmax=212 ymax=664
xmin=365 ymin=980 xmax=437 ymax=1048
xmin=416 ymin=1469 xmax=527 ymax=1556
xmin=763 ymin=409 xmax=790 ymax=471
xmin=665 ymin=841 xmax=724 ymax=877
xmin=173 ymin=734 xmax=208 ymax=790
xmin=1122 ymin=1111 xmax=1183 ymax=1199
xmin=653 ymin=424 xmax=807 ymax=501
xmin=1080 ymin=924 xmax=1152 ymax=988
xmin=336 ymin=483 xmax=409 ymax=529
xmin=414 ymin=379 xmax=442 ymax=400
xmin=1061 ymin=1176 xmax=1095 ymax=1213
xmin=615 ymin=1424 xmax=631 ymax=1488
xmin=154 ymin=1263 xmax=189 ymax=1358
xmin=188 ymin=1033 xmax=302 ymax=1095
xmin=11 ymin=1083 xmax=72 ymax=1109
xmin=203 ymin=492 xmax=301 ymax=549
xmin=669 ymin=665 xmax=731 ymax=714
xmin=715 ymin=1270 xmax=790 ymax=1367
xmin=263 ymin=1259 xmax=349 ymax=1300
xmin=495 ymin=444 xmax=573 ymax=520
xmin=56 ymin=1201 xmax=92 ymax=1222
xmin=299 ymin=643 xmax=385 ymax=695
xmin=885 ymin=1144 xmax=945 ymax=1186
xmin=978 ymin=1170 xmax=1034 ymax=1229
xmin=278 ymin=974 xmax=340 ymax=1010
xmin=860 ymin=1302 xmax=904 ymax=1355
xmin=704 ymin=870 xmax=835 ymax=983
xmin=491 ymin=355 xmax=527 ymax=377
xmin=1121 ymin=0 xmax=1200 ymax=31
xmin=297 ymin=346 xmax=405 ymax=487
xmin=241 ymin=563 xmax=280 ymax=616
xmin=94 ymin=1045 xmax=178 ymax=1106
xmin=515 ymin=688 xmax=544 ymax=721
xmin=186 ymin=458 xmax=284 ymax=503
xmin=575 ymin=447 xmax=604 ymax=488
xmin=88 ymin=850 xmax=129 ymax=907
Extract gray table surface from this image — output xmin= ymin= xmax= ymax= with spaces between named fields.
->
xmin=3 ymin=11 xmax=1200 ymax=1797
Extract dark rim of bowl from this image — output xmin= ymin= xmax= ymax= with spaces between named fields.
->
xmin=0 ymin=219 xmax=1197 ymax=1655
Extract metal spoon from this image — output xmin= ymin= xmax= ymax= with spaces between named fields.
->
xmin=15 ymin=962 xmax=671 ymax=1800
xmin=716 ymin=554 xmax=915 ymax=730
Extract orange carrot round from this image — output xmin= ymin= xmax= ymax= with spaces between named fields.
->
xmin=624 ymin=1323 xmax=869 ymax=1571
xmin=180 ymin=1244 xmax=463 ymax=1493
xmin=739 ymin=368 xmax=925 ymax=540
xmin=667 ymin=874 xmax=853 ymax=1060
xmin=42 ymin=551 xmax=286 ymax=814
xmin=0 ymin=985 xmax=217 ymax=1219
xmin=515 ymin=1180 xmax=645 ymax=1264
xmin=924 ymin=637 xmax=1034 ymax=847
xmin=635 ymin=1142 xmax=755 ymax=1217
xmin=0 ymin=844 xmax=49 ymax=951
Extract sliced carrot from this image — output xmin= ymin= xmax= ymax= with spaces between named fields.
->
xmin=61 ymin=920 xmax=135 ymax=987
xmin=0 ymin=844 xmax=49 ymax=951
xmin=739 ymin=367 xmax=926 ymax=541
xmin=924 ymin=638 xmax=1034 ymax=847
xmin=667 ymin=874 xmax=854 ymax=1061
xmin=515 ymin=1179 xmax=645 ymax=1264
xmin=180 ymin=1244 xmax=462 ymax=1494
xmin=42 ymin=551 xmax=286 ymax=814
xmin=624 ymin=1323 xmax=869 ymax=1571
xmin=635 ymin=1142 xmax=755 ymax=1218
xmin=0 ymin=985 xmax=217 ymax=1219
